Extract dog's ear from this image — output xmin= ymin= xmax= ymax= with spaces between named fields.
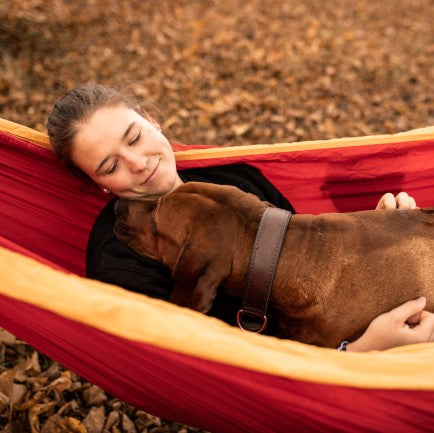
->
xmin=170 ymin=242 xmax=230 ymax=313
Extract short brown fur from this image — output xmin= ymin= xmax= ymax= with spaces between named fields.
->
xmin=114 ymin=182 xmax=434 ymax=347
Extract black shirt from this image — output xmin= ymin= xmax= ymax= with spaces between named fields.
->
xmin=86 ymin=163 xmax=295 ymax=325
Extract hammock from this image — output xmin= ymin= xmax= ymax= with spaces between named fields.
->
xmin=1 ymin=117 xmax=434 ymax=433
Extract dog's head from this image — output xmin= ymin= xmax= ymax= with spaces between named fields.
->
xmin=114 ymin=198 xmax=160 ymax=258
xmin=114 ymin=182 xmax=268 ymax=312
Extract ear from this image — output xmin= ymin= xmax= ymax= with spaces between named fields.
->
xmin=170 ymin=243 xmax=230 ymax=313
xmin=98 ymin=184 xmax=110 ymax=194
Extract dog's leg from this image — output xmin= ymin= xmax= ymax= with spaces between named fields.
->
xmin=170 ymin=242 xmax=231 ymax=313
xmin=188 ymin=261 xmax=230 ymax=313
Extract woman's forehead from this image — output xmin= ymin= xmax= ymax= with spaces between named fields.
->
xmin=77 ymin=105 xmax=139 ymax=143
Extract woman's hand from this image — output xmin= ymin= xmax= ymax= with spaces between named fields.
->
xmin=375 ymin=192 xmax=417 ymax=210
xmin=347 ymin=297 xmax=434 ymax=352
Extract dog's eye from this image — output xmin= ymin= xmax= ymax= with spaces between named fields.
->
xmin=115 ymin=222 xmax=133 ymax=238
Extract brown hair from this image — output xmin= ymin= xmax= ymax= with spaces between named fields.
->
xmin=46 ymin=83 xmax=138 ymax=177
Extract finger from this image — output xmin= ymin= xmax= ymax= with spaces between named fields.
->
xmin=417 ymin=311 xmax=433 ymax=324
xmin=390 ymin=296 xmax=427 ymax=321
xmin=376 ymin=193 xmax=396 ymax=210
xmin=414 ymin=311 xmax=434 ymax=341
xmin=396 ymin=192 xmax=410 ymax=209
xmin=407 ymin=309 xmax=433 ymax=326
xmin=427 ymin=315 xmax=434 ymax=341
xmin=395 ymin=192 xmax=418 ymax=209
xmin=406 ymin=311 xmax=422 ymax=326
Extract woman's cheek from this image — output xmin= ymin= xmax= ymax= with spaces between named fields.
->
xmin=109 ymin=173 xmax=131 ymax=191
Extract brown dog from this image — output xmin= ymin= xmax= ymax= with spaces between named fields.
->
xmin=114 ymin=182 xmax=434 ymax=347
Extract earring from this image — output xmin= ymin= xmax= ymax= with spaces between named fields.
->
xmin=103 ymin=187 xmax=110 ymax=194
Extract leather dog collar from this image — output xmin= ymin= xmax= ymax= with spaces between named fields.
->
xmin=237 ymin=207 xmax=292 ymax=333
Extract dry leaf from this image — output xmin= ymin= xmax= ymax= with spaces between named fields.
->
xmin=231 ymin=123 xmax=251 ymax=136
xmin=41 ymin=414 xmax=88 ymax=433
xmin=29 ymin=401 xmax=57 ymax=433
xmin=121 ymin=413 xmax=136 ymax=433
xmin=82 ymin=385 xmax=107 ymax=407
xmin=25 ymin=351 xmax=41 ymax=376
xmin=9 ymin=383 xmax=27 ymax=408
xmin=66 ymin=417 xmax=88 ymax=433
xmin=0 ymin=369 xmax=16 ymax=403
xmin=82 ymin=406 xmax=106 ymax=433
xmin=15 ymin=390 xmax=44 ymax=411
xmin=0 ymin=329 xmax=17 ymax=345
xmin=102 ymin=410 xmax=119 ymax=432
xmin=48 ymin=372 xmax=73 ymax=393
xmin=43 ymin=362 xmax=61 ymax=380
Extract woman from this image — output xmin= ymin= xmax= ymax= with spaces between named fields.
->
xmin=47 ymin=83 xmax=434 ymax=351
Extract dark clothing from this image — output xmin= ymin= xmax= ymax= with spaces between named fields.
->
xmin=86 ymin=163 xmax=295 ymax=325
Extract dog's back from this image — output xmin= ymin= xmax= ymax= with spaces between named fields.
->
xmin=271 ymin=207 xmax=434 ymax=345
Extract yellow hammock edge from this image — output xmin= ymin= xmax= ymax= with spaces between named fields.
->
xmin=1 ymin=245 xmax=434 ymax=391
xmin=1 ymin=116 xmax=433 ymax=160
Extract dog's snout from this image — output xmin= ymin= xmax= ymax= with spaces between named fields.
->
xmin=113 ymin=199 xmax=120 ymax=215
xmin=114 ymin=199 xmax=129 ymax=218
xmin=113 ymin=200 xmax=134 ymax=241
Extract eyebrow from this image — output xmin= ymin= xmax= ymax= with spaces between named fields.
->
xmin=122 ymin=121 xmax=136 ymax=141
xmin=95 ymin=121 xmax=136 ymax=174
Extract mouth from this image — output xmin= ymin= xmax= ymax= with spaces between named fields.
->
xmin=141 ymin=159 xmax=160 ymax=185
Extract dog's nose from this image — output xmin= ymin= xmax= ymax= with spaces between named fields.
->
xmin=114 ymin=199 xmax=129 ymax=218
xmin=113 ymin=199 xmax=120 ymax=215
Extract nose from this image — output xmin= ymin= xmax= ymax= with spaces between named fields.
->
xmin=123 ymin=149 xmax=147 ymax=173
xmin=113 ymin=199 xmax=126 ymax=217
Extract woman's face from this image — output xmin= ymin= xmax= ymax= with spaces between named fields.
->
xmin=72 ymin=105 xmax=183 ymax=200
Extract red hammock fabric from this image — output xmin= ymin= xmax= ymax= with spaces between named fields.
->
xmin=1 ymin=292 xmax=433 ymax=433
xmin=0 ymin=131 xmax=106 ymax=274
xmin=1 ymin=125 xmax=434 ymax=433
xmin=2 ymin=129 xmax=433 ymax=275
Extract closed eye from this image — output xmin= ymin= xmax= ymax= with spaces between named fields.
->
xmin=129 ymin=130 xmax=141 ymax=146
xmin=105 ymin=159 xmax=119 ymax=174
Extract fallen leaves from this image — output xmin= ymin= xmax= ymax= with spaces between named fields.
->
xmin=40 ymin=415 xmax=87 ymax=433
xmin=0 ymin=342 xmax=206 ymax=432
xmin=0 ymin=0 xmax=432 ymax=145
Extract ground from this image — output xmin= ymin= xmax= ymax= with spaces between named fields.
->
xmin=0 ymin=0 xmax=433 ymax=432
